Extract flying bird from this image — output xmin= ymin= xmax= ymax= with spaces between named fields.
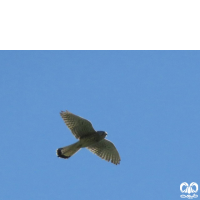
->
xmin=57 ymin=110 xmax=121 ymax=165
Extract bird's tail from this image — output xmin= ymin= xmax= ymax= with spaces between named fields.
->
xmin=57 ymin=141 xmax=81 ymax=159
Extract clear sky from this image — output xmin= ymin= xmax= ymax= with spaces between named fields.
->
xmin=0 ymin=51 xmax=200 ymax=200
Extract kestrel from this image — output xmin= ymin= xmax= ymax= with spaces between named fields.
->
xmin=57 ymin=110 xmax=121 ymax=165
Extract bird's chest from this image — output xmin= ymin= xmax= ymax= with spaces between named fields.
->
xmin=79 ymin=133 xmax=103 ymax=147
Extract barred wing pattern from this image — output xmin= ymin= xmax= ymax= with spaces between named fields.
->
xmin=60 ymin=111 xmax=96 ymax=139
xmin=87 ymin=139 xmax=121 ymax=165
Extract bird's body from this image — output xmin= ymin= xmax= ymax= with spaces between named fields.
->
xmin=79 ymin=131 xmax=106 ymax=147
xmin=57 ymin=111 xmax=121 ymax=165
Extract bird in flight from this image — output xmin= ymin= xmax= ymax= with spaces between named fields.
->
xmin=57 ymin=110 xmax=121 ymax=165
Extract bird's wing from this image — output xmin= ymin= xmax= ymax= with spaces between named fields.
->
xmin=87 ymin=139 xmax=121 ymax=165
xmin=60 ymin=110 xmax=96 ymax=139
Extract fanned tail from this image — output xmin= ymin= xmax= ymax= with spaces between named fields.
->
xmin=57 ymin=141 xmax=81 ymax=159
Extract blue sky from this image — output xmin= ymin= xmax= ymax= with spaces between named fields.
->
xmin=0 ymin=51 xmax=200 ymax=200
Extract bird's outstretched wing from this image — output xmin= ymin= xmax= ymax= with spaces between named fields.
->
xmin=60 ymin=110 xmax=96 ymax=139
xmin=87 ymin=139 xmax=121 ymax=165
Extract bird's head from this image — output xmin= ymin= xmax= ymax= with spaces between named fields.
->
xmin=97 ymin=131 xmax=107 ymax=138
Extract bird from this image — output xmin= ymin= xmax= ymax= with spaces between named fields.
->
xmin=57 ymin=110 xmax=121 ymax=165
